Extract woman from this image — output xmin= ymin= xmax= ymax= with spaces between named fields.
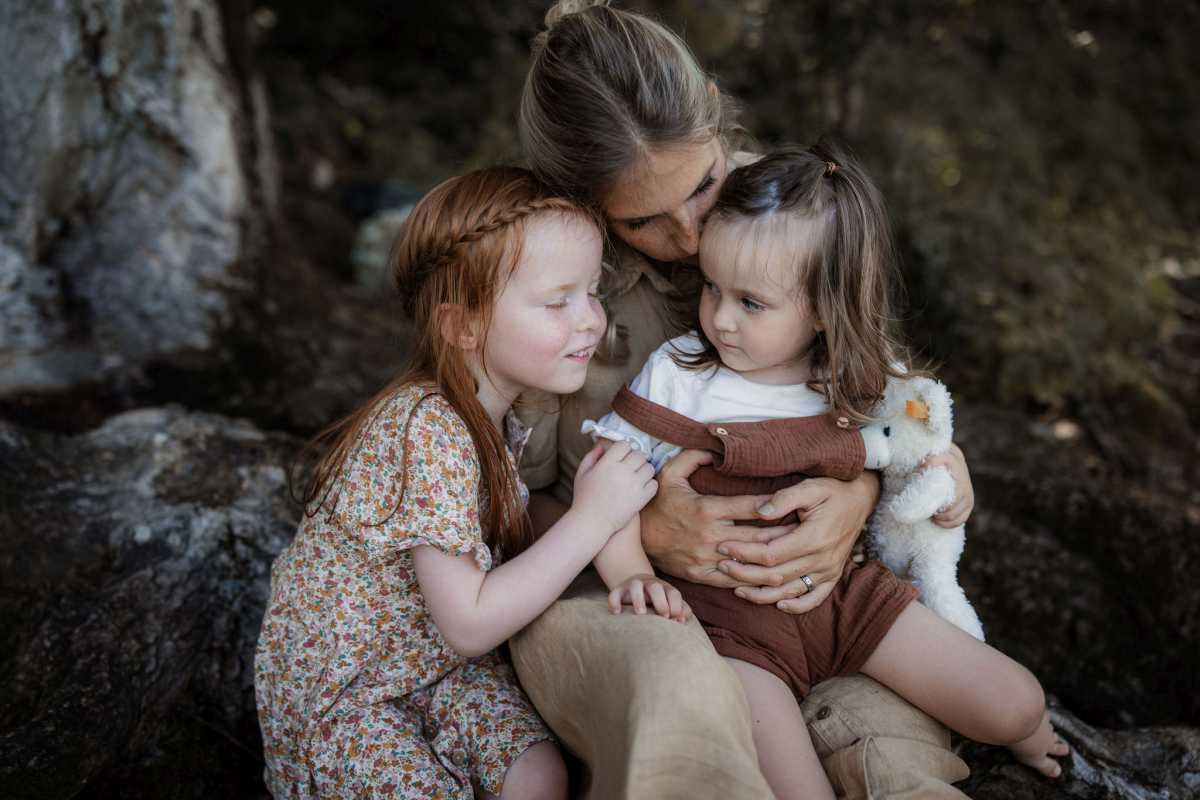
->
xmin=510 ymin=2 xmax=975 ymax=797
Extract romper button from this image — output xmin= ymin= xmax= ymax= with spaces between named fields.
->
xmin=714 ymin=427 xmax=728 ymax=435
xmin=835 ymin=416 xmax=850 ymax=429
xmin=816 ymin=706 xmax=832 ymax=720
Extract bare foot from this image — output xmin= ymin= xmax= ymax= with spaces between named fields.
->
xmin=1009 ymin=710 xmax=1070 ymax=778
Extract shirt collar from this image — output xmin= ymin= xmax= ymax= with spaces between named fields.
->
xmin=602 ymin=239 xmax=691 ymax=300
xmin=503 ymin=411 xmax=533 ymax=465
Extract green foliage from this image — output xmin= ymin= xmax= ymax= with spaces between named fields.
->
xmin=262 ymin=0 xmax=1196 ymax=426
xmin=661 ymin=0 xmax=1196 ymax=415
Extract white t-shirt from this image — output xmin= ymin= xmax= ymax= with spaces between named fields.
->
xmin=582 ymin=333 xmax=831 ymax=471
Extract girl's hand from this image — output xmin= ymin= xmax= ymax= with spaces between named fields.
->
xmin=926 ymin=443 xmax=974 ymax=529
xmin=572 ymin=441 xmax=657 ymax=535
xmin=608 ymin=573 xmax=691 ymax=622
xmin=716 ymin=471 xmax=880 ymax=615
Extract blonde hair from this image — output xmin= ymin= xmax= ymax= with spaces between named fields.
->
xmin=521 ymin=0 xmax=743 ymax=207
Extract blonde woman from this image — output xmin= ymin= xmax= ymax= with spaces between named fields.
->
xmin=511 ymin=2 xmax=977 ymax=798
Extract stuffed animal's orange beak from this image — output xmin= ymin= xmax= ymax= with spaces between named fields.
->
xmin=906 ymin=400 xmax=929 ymax=420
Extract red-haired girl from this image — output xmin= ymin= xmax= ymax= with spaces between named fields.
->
xmin=254 ymin=167 xmax=665 ymax=798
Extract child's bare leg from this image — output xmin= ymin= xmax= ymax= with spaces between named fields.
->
xmin=725 ymin=658 xmax=835 ymax=800
xmin=486 ymin=740 xmax=567 ymax=800
xmin=861 ymin=602 xmax=1070 ymax=777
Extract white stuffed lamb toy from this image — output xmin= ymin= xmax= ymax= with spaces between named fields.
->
xmin=860 ymin=376 xmax=985 ymax=641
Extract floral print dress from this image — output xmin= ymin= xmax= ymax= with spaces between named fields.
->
xmin=255 ymin=384 xmax=552 ymax=798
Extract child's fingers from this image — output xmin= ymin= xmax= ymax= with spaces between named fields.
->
xmin=647 ymin=581 xmax=671 ymax=617
xmin=577 ymin=444 xmax=604 ymax=477
xmin=679 ymin=601 xmax=693 ymax=623
xmin=933 ymin=497 xmax=970 ymax=527
xmin=608 ymin=586 xmax=624 ymax=615
xmin=666 ymin=585 xmax=685 ymax=619
xmin=629 ymin=579 xmax=647 ymax=614
xmin=600 ymin=440 xmax=634 ymax=464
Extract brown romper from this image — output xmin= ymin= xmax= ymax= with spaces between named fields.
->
xmin=611 ymin=386 xmax=918 ymax=699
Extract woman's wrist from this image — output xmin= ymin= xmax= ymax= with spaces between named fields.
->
xmin=638 ymin=498 xmax=673 ymax=562
xmin=852 ymin=468 xmax=882 ymax=508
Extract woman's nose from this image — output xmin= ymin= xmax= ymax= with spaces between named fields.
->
xmin=670 ymin=208 xmax=701 ymax=256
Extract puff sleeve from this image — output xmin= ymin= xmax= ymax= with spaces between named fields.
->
xmin=336 ymin=391 xmax=492 ymax=570
xmin=580 ymin=345 xmax=682 ymax=469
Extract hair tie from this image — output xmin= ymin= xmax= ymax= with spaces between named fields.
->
xmin=825 ymin=161 xmax=839 ymax=177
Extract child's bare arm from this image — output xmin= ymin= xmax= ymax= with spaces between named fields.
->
xmin=593 ymin=514 xmax=654 ymax=590
xmin=415 ymin=442 xmax=657 ymax=656
xmin=414 ymin=506 xmax=616 ymax=657
xmin=594 ymin=515 xmax=690 ymax=622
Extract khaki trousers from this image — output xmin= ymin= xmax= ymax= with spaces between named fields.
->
xmin=511 ymin=572 xmax=970 ymax=799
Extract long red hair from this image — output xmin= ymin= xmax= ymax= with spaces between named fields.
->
xmin=302 ymin=167 xmax=596 ymax=559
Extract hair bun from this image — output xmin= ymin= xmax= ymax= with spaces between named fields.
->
xmin=533 ymin=0 xmax=610 ymax=54
xmin=544 ymin=0 xmax=609 ymax=28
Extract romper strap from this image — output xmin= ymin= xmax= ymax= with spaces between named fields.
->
xmin=611 ymin=385 xmax=866 ymax=481
xmin=611 ymin=385 xmax=719 ymax=451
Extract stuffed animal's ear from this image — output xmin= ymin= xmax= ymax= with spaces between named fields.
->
xmin=909 ymin=377 xmax=954 ymax=439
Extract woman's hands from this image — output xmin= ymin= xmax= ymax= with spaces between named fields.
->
xmin=639 ymin=449 xmax=873 ymax=614
xmin=717 ymin=472 xmax=879 ymax=614
xmin=608 ymin=573 xmax=691 ymax=622
xmin=572 ymin=441 xmax=657 ymax=537
xmin=640 ymin=445 xmax=975 ymax=615
xmin=639 ymin=450 xmax=784 ymax=588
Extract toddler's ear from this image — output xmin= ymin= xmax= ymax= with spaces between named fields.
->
xmin=437 ymin=303 xmax=480 ymax=350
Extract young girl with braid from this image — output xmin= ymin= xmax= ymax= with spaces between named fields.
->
xmin=254 ymin=167 xmax=677 ymax=799
xmin=583 ymin=146 xmax=1070 ymax=798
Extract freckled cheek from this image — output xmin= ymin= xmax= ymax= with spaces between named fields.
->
xmin=520 ymin=316 xmax=573 ymax=360
xmin=626 ymin=227 xmax=685 ymax=264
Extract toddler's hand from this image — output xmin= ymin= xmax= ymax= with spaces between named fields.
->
xmin=572 ymin=441 xmax=657 ymax=534
xmin=608 ymin=574 xmax=691 ymax=622
xmin=921 ymin=443 xmax=974 ymax=528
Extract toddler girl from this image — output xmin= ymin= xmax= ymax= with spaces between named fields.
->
xmin=254 ymin=167 xmax=669 ymax=798
xmin=583 ymin=146 xmax=1070 ymax=798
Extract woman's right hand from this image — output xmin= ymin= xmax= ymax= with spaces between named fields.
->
xmin=639 ymin=449 xmax=789 ymax=586
xmin=572 ymin=441 xmax=657 ymax=535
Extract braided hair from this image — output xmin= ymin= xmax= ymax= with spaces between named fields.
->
xmin=394 ymin=178 xmax=587 ymax=318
